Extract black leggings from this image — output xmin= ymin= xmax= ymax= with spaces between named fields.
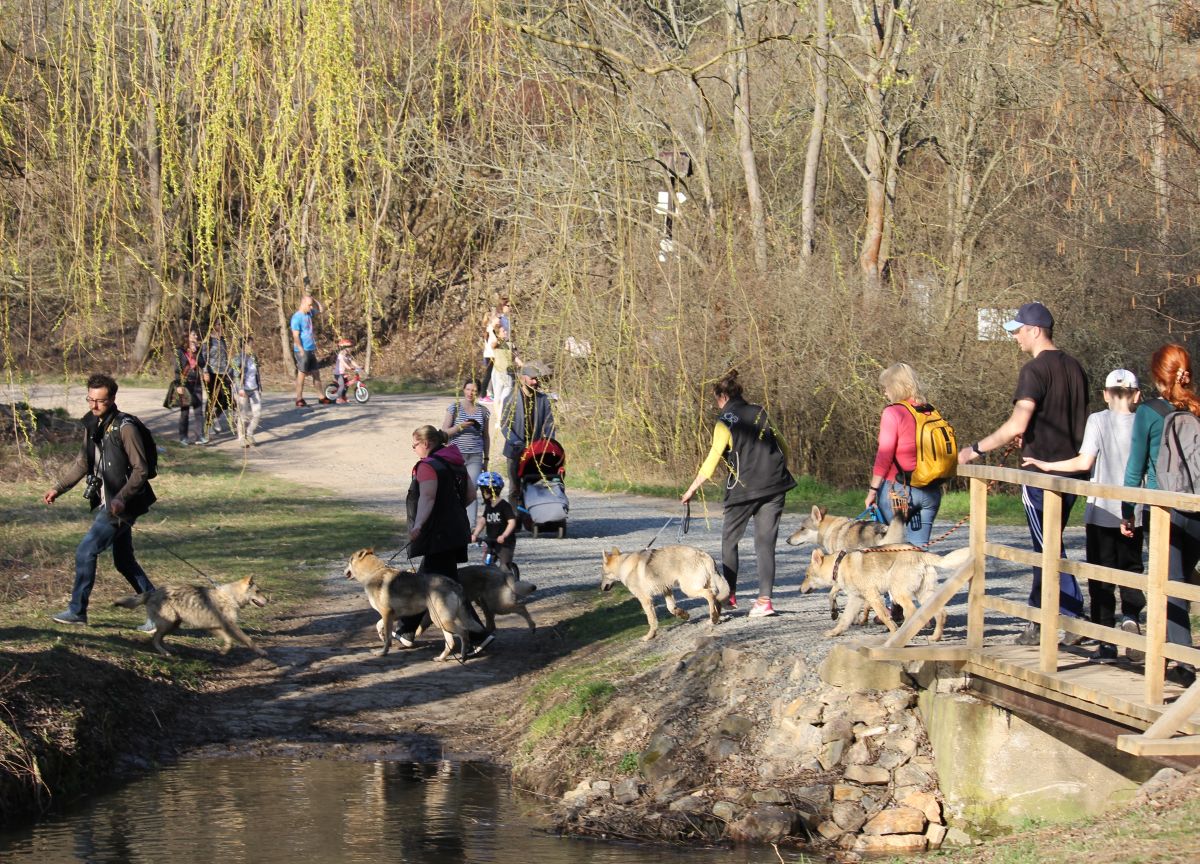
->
xmin=721 ymin=491 xmax=786 ymax=598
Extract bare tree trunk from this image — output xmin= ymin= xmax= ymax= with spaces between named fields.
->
xmin=130 ymin=4 xmax=165 ymax=371
xmin=687 ymin=75 xmax=717 ymax=225
xmin=1147 ymin=7 xmax=1169 ymax=254
xmin=726 ymin=0 xmax=768 ymax=272
xmin=800 ymin=0 xmax=828 ymax=260
xmin=859 ymin=97 xmax=888 ymax=292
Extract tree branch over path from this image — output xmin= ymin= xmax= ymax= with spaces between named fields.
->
xmin=495 ymin=15 xmax=802 ymax=78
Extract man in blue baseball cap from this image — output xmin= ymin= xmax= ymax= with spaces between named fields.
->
xmin=960 ymin=301 xmax=1090 ymax=645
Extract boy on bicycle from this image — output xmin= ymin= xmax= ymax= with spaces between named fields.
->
xmin=470 ymin=472 xmax=518 ymax=574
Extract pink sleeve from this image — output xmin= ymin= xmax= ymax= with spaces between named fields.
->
xmin=872 ymin=404 xmax=915 ymax=480
xmin=414 ymin=461 xmax=438 ymax=483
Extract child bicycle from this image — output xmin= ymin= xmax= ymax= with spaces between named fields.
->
xmin=478 ymin=538 xmax=520 ymax=580
xmin=324 ymin=369 xmax=369 ymax=403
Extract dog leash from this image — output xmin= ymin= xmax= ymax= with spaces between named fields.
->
xmin=113 ymin=515 xmax=219 ymax=587
xmin=386 ymin=541 xmax=413 ymax=565
xmin=647 ymin=503 xmax=691 ymax=549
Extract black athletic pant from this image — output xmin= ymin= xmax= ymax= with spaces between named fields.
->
xmin=720 ymin=491 xmax=786 ymax=599
xmin=1085 ymin=523 xmax=1146 ymax=630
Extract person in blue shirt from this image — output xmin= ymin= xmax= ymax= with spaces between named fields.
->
xmin=290 ymin=294 xmax=331 ymax=407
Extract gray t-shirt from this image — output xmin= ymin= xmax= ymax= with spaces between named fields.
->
xmin=1080 ymin=409 xmax=1136 ymax=528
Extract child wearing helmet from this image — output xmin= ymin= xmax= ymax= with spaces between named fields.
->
xmin=471 ymin=471 xmax=518 ymax=572
xmin=332 ymin=338 xmax=363 ymax=403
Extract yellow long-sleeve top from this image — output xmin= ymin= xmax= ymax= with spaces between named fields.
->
xmin=696 ymin=421 xmax=789 ymax=482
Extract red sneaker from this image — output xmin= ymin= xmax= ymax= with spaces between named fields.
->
xmin=318 ymin=397 xmax=333 ymax=405
xmin=295 ymin=398 xmax=308 ymax=407
xmin=726 ymin=594 xmax=737 ymax=610
xmin=336 ymin=397 xmax=348 ymax=403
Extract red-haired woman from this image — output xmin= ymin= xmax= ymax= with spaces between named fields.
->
xmin=1122 ymin=343 xmax=1198 ymax=688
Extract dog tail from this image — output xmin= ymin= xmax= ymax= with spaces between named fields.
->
xmin=931 ymin=547 xmax=972 ymax=570
xmin=113 ymin=592 xmax=151 ymax=609
xmin=712 ymin=557 xmax=731 ymax=602
xmin=513 ymin=580 xmax=537 ymax=599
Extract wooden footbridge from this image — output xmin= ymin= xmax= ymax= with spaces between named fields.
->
xmin=864 ymin=464 xmax=1200 ymax=763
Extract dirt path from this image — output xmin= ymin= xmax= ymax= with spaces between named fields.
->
xmin=9 ymin=383 xmax=1043 ymax=766
xmin=9 ymin=384 xmax=685 ymax=761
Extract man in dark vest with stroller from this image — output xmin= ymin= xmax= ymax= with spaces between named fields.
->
xmin=501 ymin=361 xmax=555 ymax=505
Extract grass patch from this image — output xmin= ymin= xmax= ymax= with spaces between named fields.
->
xmin=921 ymin=789 xmax=1200 ymax=863
xmin=559 ymin=589 xmax=685 ymax=646
xmin=0 ymin=436 xmax=397 ymax=655
xmin=525 ymin=679 xmax=616 ymax=747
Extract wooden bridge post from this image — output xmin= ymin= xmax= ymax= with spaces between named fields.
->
xmin=1039 ymin=489 xmax=1063 ymax=674
xmin=1144 ymin=504 xmax=1171 ymax=706
xmin=967 ymin=476 xmax=987 ymax=649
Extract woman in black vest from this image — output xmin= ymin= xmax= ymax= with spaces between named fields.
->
xmin=399 ymin=425 xmax=491 ymax=654
xmin=682 ymin=370 xmax=796 ymax=617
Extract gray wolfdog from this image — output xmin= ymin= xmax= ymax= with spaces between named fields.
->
xmin=113 ymin=575 xmax=269 ymax=657
xmin=456 ymin=564 xmax=538 ymax=632
xmin=801 ymin=544 xmax=971 ymax=639
xmin=600 ymin=545 xmax=730 ymax=641
xmin=344 ymin=549 xmax=482 ymax=662
xmin=787 ymin=505 xmax=906 ymax=620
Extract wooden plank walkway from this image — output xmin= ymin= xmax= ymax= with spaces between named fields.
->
xmin=861 ymin=464 xmax=1200 ymax=758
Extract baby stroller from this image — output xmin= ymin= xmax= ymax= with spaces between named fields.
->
xmin=517 ymin=437 xmax=569 ymax=538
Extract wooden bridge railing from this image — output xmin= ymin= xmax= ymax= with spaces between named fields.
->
xmin=876 ymin=463 xmax=1200 ymax=755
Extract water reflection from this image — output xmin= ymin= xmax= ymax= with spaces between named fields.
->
xmin=0 ymin=758 xmax=807 ymax=863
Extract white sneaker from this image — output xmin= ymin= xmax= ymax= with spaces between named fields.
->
xmin=748 ymin=598 xmax=777 ymax=618
xmin=1119 ymin=616 xmax=1144 ymax=663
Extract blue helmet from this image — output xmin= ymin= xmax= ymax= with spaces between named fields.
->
xmin=476 ymin=471 xmax=504 ymax=491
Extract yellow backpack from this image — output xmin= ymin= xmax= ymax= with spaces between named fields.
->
xmin=894 ymin=402 xmax=958 ymax=488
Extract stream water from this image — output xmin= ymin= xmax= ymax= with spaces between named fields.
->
xmin=0 ymin=758 xmax=802 ymax=863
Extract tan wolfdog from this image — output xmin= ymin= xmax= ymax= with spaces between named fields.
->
xmin=786 ymin=505 xmax=906 ymax=620
xmin=344 ymin=549 xmax=482 ymax=661
xmin=456 ymin=564 xmax=537 ymax=633
xmin=801 ymin=544 xmax=971 ymax=639
xmin=600 ymin=545 xmax=730 ymax=641
xmin=113 ymin=575 xmax=269 ymax=658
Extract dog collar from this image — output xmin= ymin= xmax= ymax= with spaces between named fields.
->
xmin=831 ymin=550 xmax=849 ymax=583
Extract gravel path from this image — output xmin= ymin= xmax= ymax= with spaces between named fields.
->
xmin=8 ymin=382 xmax=1084 ymax=755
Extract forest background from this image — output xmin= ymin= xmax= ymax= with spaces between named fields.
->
xmin=2 ymin=0 xmax=1200 ymax=487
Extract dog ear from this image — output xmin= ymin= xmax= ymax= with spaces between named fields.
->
xmin=813 ymin=505 xmax=826 ymax=521
xmin=604 ymin=547 xmax=620 ymax=561
xmin=811 ymin=549 xmax=824 ymax=564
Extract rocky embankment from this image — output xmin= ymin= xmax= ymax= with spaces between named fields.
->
xmin=513 ymin=636 xmax=970 ymax=859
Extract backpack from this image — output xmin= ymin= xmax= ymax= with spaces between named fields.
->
xmin=894 ymin=402 xmax=958 ymax=488
xmin=118 ymin=413 xmax=159 ymax=480
xmin=1154 ymin=404 xmax=1200 ymax=499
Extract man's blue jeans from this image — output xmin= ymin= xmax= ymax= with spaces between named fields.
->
xmin=69 ymin=509 xmax=154 ymax=616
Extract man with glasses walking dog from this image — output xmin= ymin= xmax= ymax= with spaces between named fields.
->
xmin=958 ymin=302 xmax=1089 ymax=645
xmin=44 ymin=373 xmax=158 ymax=630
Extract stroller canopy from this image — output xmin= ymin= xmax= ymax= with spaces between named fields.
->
xmin=517 ymin=437 xmax=566 ymax=482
